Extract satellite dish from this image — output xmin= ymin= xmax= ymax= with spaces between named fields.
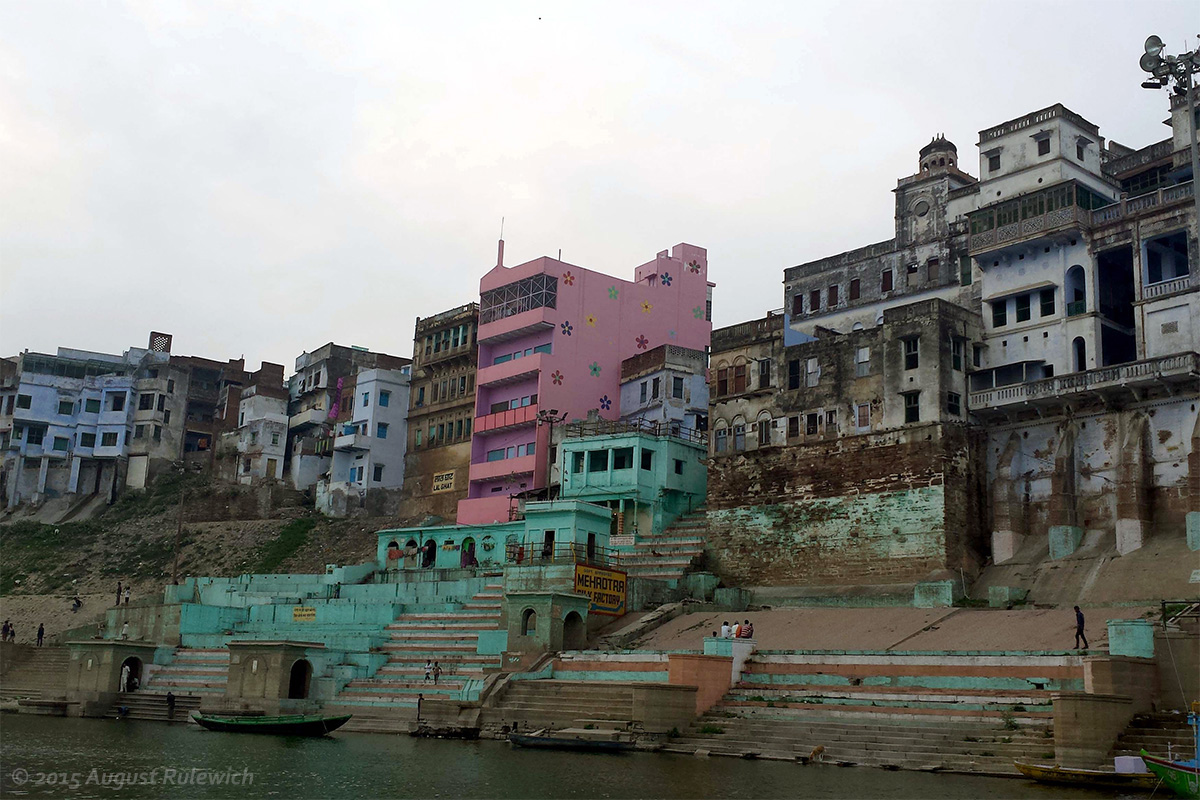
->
xmin=1144 ymin=35 xmax=1164 ymax=57
xmin=1140 ymin=51 xmax=1162 ymax=73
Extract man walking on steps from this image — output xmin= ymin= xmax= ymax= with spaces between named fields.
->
xmin=1074 ymin=606 xmax=1088 ymax=650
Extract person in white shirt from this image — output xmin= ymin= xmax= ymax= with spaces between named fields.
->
xmin=731 ymin=621 xmax=742 ymax=638
xmin=719 ymin=621 xmax=731 ymax=639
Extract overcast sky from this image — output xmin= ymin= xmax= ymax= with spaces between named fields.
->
xmin=0 ymin=1 xmax=1192 ymax=371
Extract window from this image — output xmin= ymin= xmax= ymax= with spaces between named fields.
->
xmin=356 ymin=466 xmax=364 ymax=482
xmin=1077 ymin=142 xmax=1085 ymax=160
xmin=362 ymin=392 xmax=370 ymax=407
xmin=12 ymin=426 xmax=22 ymax=440
xmin=153 ymin=425 xmax=161 ymax=442
xmin=927 ymin=259 xmax=939 ymax=282
xmin=951 ymin=338 xmax=964 ymax=371
xmin=101 ymin=431 xmax=118 ymax=447
xmin=1040 ymin=288 xmax=1056 ymax=316
xmin=757 ymin=359 xmax=770 ymax=389
xmin=787 ymin=360 xmax=800 ymax=390
xmin=947 ymin=392 xmax=962 ymax=416
xmin=167 ymin=379 xmax=174 ymax=394
xmin=988 ymin=153 xmax=1001 ymax=172
xmin=16 ymin=394 xmax=31 ymax=409
xmin=825 ymin=409 xmax=837 ymax=432
xmin=27 ymin=428 xmax=44 ymax=445
xmin=849 ymin=278 xmax=861 ymax=300
xmin=903 ymin=338 xmax=919 ymax=370
xmin=903 ymin=392 xmax=920 ymax=423
xmin=613 ymin=447 xmax=633 ymax=469
xmin=641 ymin=450 xmax=654 ymax=470
xmin=250 ymin=431 xmax=258 ymax=445
xmin=973 ymin=344 xmax=983 ymax=368
xmin=787 ymin=416 xmax=799 ymax=439
xmin=732 ymin=424 xmax=745 ymax=451
xmin=672 ymin=376 xmax=685 ymax=398
xmin=856 ymin=403 xmax=870 ymax=430
xmin=53 ymin=436 xmax=69 ymax=451
xmin=827 ymin=285 xmax=839 ymax=307
xmin=805 ymin=413 xmax=818 ymax=436
xmin=379 ymin=391 xmax=390 ymax=407
xmin=992 ymin=301 xmax=1007 ymax=327
xmin=674 ymin=459 xmax=684 ymax=475
xmin=791 ymin=293 xmax=803 ymax=316
xmin=377 ymin=422 xmax=389 ymax=439
xmin=716 ymin=368 xmax=728 ymax=396
xmin=706 ymin=300 xmax=712 ymax=321
xmin=640 ymin=382 xmax=648 ymax=403
xmin=56 ymin=398 xmax=72 ymax=415
xmin=373 ymin=464 xmax=384 ymax=482
xmin=856 ymin=347 xmax=870 ymax=377
xmin=1015 ymin=293 xmax=1031 ymax=323
xmin=84 ymin=398 xmax=100 ymax=413
xmin=80 ymin=432 xmax=96 ymax=448
xmin=959 ymin=256 xmax=972 ymax=286
xmin=714 ymin=428 xmax=728 ymax=453
xmin=572 ymin=452 xmax=585 ymax=473
xmin=757 ymin=419 xmax=770 ymax=447
xmin=806 ymin=357 xmax=819 ymax=387
xmin=271 ymin=432 xmax=279 ymax=446
xmin=486 ymin=448 xmax=505 ymax=462
xmin=437 ymin=423 xmax=445 ymax=442
xmin=415 ymin=429 xmax=422 ymax=447
xmin=732 ymin=364 xmax=747 ymax=393
xmin=1037 ymin=137 xmax=1051 ymax=156
xmin=157 ymin=394 xmax=165 ymax=412
xmin=455 ymin=419 xmax=463 ymax=439
xmin=588 ymin=450 xmax=609 ymax=472
xmin=134 ymin=425 xmax=145 ymax=439
xmin=809 ymin=289 xmax=821 ymax=312
xmin=651 ymin=377 xmax=660 ymax=399
xmin=881 ymin=269 xmax=893 ymax=292
xmin=109 ymin=393 xmax=125 ymax=412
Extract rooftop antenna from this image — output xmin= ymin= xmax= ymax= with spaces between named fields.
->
xmin=497 ymin=217 xmax=505 ymax=268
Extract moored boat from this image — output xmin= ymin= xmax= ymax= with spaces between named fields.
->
xmin=1013 ymin=760 xmax=1160 ymax=791
xmin=508 ymin=727 xmax=648 ymax=753
xmin=1141 ymin=752 xmax=1199 ymax=798
xmin=192 ymin=712 xmax=352 ymax=737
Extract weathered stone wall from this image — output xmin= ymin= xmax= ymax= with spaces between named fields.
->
xmin=705 ymin=422 xmax=985 ymax=586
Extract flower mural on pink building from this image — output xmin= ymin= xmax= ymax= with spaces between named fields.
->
xmin=607 ymin=286 xmax=619 ymax=300
xmin=692 ymin=306 xmax=705 ymax=319
xmin=641 ymin=301 xmax=653 ymax=314
xmin=560 ymin=320 xmax=573 ymax=336
xmin=588 ymin=361 xmax=602 ymax=377
xmin=661 ymin=272 xmax=672 ymax=286
xmin=599 ymin=395 xmax=612 ymax=411
xmin=562 ymin=271 xmax=575 ymax=286
xmin=687 ymin=260 xmax=701 ymax=273
xmin=585 ymin=314 xmax=597 ymax=327
xmin=635 ymin=335 xmax=649 ymax=350
xmin=551 ymin=370 xmax=564 ymax=385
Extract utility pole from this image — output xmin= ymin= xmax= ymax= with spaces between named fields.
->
xmin=1139 ymin=34 xmax=1200 ymax=224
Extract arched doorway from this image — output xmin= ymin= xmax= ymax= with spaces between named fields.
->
xmin=288 ymin=659 xmax=312 ymax=699
xmin=404 ymin=539 xmax=419 ymax=569
xmin=460 ymin=537 xmax=477 ymax=568
xmin=421 ymin=538 xmax=437 ymax=569
xmin=1066 ymin=265 xmax=1087 ymax=313
xmin=563 ymin=611 xmax=586 ymax=650
xmin=520 ymin=608 xmax=537 ymax=636
xmin=386 ymin=540 xmax=401 ymax=567
xmin=119 ymin=656 xmax=142 ymax=692
xmin=1073 ymin=337 xmax=1087 ymax=372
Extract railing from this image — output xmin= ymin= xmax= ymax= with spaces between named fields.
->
xmin=1066 ymin=300 xmax=1087 ymax=317
xmin=509 ymin=542 xmax=626 ymax=569
xmin=1090 ymin=181 xmax=1194 ymax=227
xmin=979 ymin=104 xmax=1095 ymax=144
xmin=1143 ymin=273 xmax=1198 ymax=300
xmin=970 ymin=205 xmax=1090 ymax=254
xmin=1106 ymin=140 xmax=1174 ymax=175
xmin=970 ymin=352 xmax=1200 ymax=409
xmin=561 ymin=418 xmax=708 ymax=445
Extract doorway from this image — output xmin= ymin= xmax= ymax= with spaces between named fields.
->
xmin=563 ymin=612 xmax=586 ymax=649
xmin=287 ymin=659 xmax=312 ymax=699
xmin=119 ymin=656 xmax=143 ymax=693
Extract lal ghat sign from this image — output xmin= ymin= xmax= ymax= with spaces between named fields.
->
xmin=574 ymin=564 xmax=627 ymax=616
xmin=431 ymin=470 xmax=457 ymax=494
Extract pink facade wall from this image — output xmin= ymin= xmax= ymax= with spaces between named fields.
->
xmin=459 ymin=243 xmax=712 ymax=524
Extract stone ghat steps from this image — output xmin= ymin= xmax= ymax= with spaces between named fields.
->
xmin=385 ymin=612 xmax=502 ymax=626
xmin=143 ymin=648 xmax=230 ymax=694
xmin=105 ymin=692 xmax=201 ymax=723
xmin=717 ymin=700 xmax=1052 ymax=722
xmin=1 ymin=647 xmax=70 ymax=697
xmin=337 ymin=685 xmax=462 ymax=703
xmin=323 ymin=706 xmax=414 ymax=732
xmin=725 ymin=687 xmax=1055 ymax=710
xmin=1110 ymin=714 xmax=1199 ymax=759
xmin=375 ymin=658 xmax=494 ymax=672
xmin=489 ymin=681 xmax=640 ymax=728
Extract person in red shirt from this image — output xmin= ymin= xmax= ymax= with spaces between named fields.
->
xmin=739 ymin=619 xmax=754 ymax=639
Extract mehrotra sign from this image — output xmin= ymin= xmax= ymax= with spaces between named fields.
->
xmin=573 ymin=565 xmax=627 ymax=616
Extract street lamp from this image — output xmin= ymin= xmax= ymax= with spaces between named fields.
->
xmin=1139 ymin=34 xmax=1200 ymax=223
xmin=535 ymin=408 xmax=567 ymax=500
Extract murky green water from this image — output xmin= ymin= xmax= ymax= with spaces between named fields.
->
xmin=0 ymin=714 xmax=1124 ymax=799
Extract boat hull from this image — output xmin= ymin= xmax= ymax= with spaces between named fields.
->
xmin=1013 ymin=760 xmax=1160 ymax=790
xmin=193 ymin=713 xmax=352 ymax=737
xmin=1142 ymin=751 xmax=1200 ymax=799
xmin=508 ymin=733 xmax=637 ymax=752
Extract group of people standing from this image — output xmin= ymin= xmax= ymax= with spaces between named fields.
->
xmin=718 ymin=619 xmax=754 ymax=639
xmin=115 ymin=581 xmax=131 ymax=606
xmin=423 ymin=659 xmax=444 ymax=685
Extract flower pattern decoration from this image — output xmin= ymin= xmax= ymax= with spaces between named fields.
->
xmin=607 ymin=286 xmax=619 ymax=300
xmin=550 ymin=370 xmax=564 ymax=385
xmin=668 ymin=329 xmax=677 ymax=339
xmin=588 ymin=361 xmax=602 ymax=377
xmin=635 ymin=335 xmax=649 ymax=350
xmin=599 ymin=395 xmax=612 ymax=411
xmin=585 ymin=314 xmax=597 ymax=327
xmin=661 ymin=272 xmax=672 ymax=286
xmin=692 ymin=306 xmax=705 ymax=319
xmin=562 ymin=271 xmax=575 ymax=286
xmin=560 ymin=320 xmax=573 ymax=336
xmin=641 ymin=301 xmax=653 ymax=314
xmin=687 ymin=260 xmax=701 ymax=273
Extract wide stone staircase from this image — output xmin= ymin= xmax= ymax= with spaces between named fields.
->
xmin=142 ymin=648 xmax=229 ymax=697
xmin=1110 ymin=712 xmax=1198 ymax=762
xmin=325 ymin=584 xmax=504 ymax=730
xmin=0 ymin=645 xmax=70 ymax=700
xmin=483 ymin=680 xmax=643 ymax=731
xmin=664 ymin=651 xmax=1081 ymax=775
xmin=105 ymin=691 xmax=202 ymax=722
xmin=621 ymin=508 xmax=706 ymax=584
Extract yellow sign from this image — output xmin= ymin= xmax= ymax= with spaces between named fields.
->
xmin=292 ymin=606 xmax=316 ymax=622
xmin=574 ymin=564 xmax=627 ymax=616
xmin=432 ymin=470 xmax=456 ymax=494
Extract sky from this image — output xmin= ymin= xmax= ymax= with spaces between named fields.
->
xmin=0 ymin=1 xmax=1193 ymax=370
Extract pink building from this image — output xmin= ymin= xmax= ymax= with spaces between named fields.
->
xmin=457 ymin=242 xmax=714 ymax=525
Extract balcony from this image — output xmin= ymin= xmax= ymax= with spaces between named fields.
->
xmin=474 ymin=402 xmax=540 ymax=434
xmin=476 ymin=353 xmax=544 ymax=388
xmin=1091 ymin=181 xmax=1193 ymax=227
xmin=1066 ymin=300 xmax=1087 ymax=317
xmin=1142 ymin=273 xmax=1198 ymax=302
xmin=970 ymin=352 xmax=1199 ymax=411
xmin=289 ymin=406 xmax=328 ymax=430
xmin=469 ymin=453 xmax=537 ymax=483
xmin=477 ymin=306 xmax=555 ymax=345
xmin=969 ymin=204 xmax=1091 ymax=256
xmin=334 ymin=432 xmax=370 ymax=451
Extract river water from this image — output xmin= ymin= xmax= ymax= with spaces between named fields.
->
xmin=0 ymin=714 xmax=1124 ymax=799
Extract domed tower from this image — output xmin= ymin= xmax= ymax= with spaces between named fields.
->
xmin=919 ymin=134 xmax=958 ymax=172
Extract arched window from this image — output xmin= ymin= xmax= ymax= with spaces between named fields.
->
xmin=1073 ymin=337 xmax=1087 ymax=372
xmin=1066 ymin=266 xmax=1086 ymax=315
xmin=521 ymin=608 xmax=537 ymax=636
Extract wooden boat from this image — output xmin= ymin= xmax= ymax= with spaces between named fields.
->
xmin=1013 ymin=760 xmax=1160 ymax=790
xmin=508 ymin=729 xmax=639 ymax=753
xmin=192 ymin=712 xmax=352 ymax=737
xmin=1142 ymin=751 xmax=1199 ymax=799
